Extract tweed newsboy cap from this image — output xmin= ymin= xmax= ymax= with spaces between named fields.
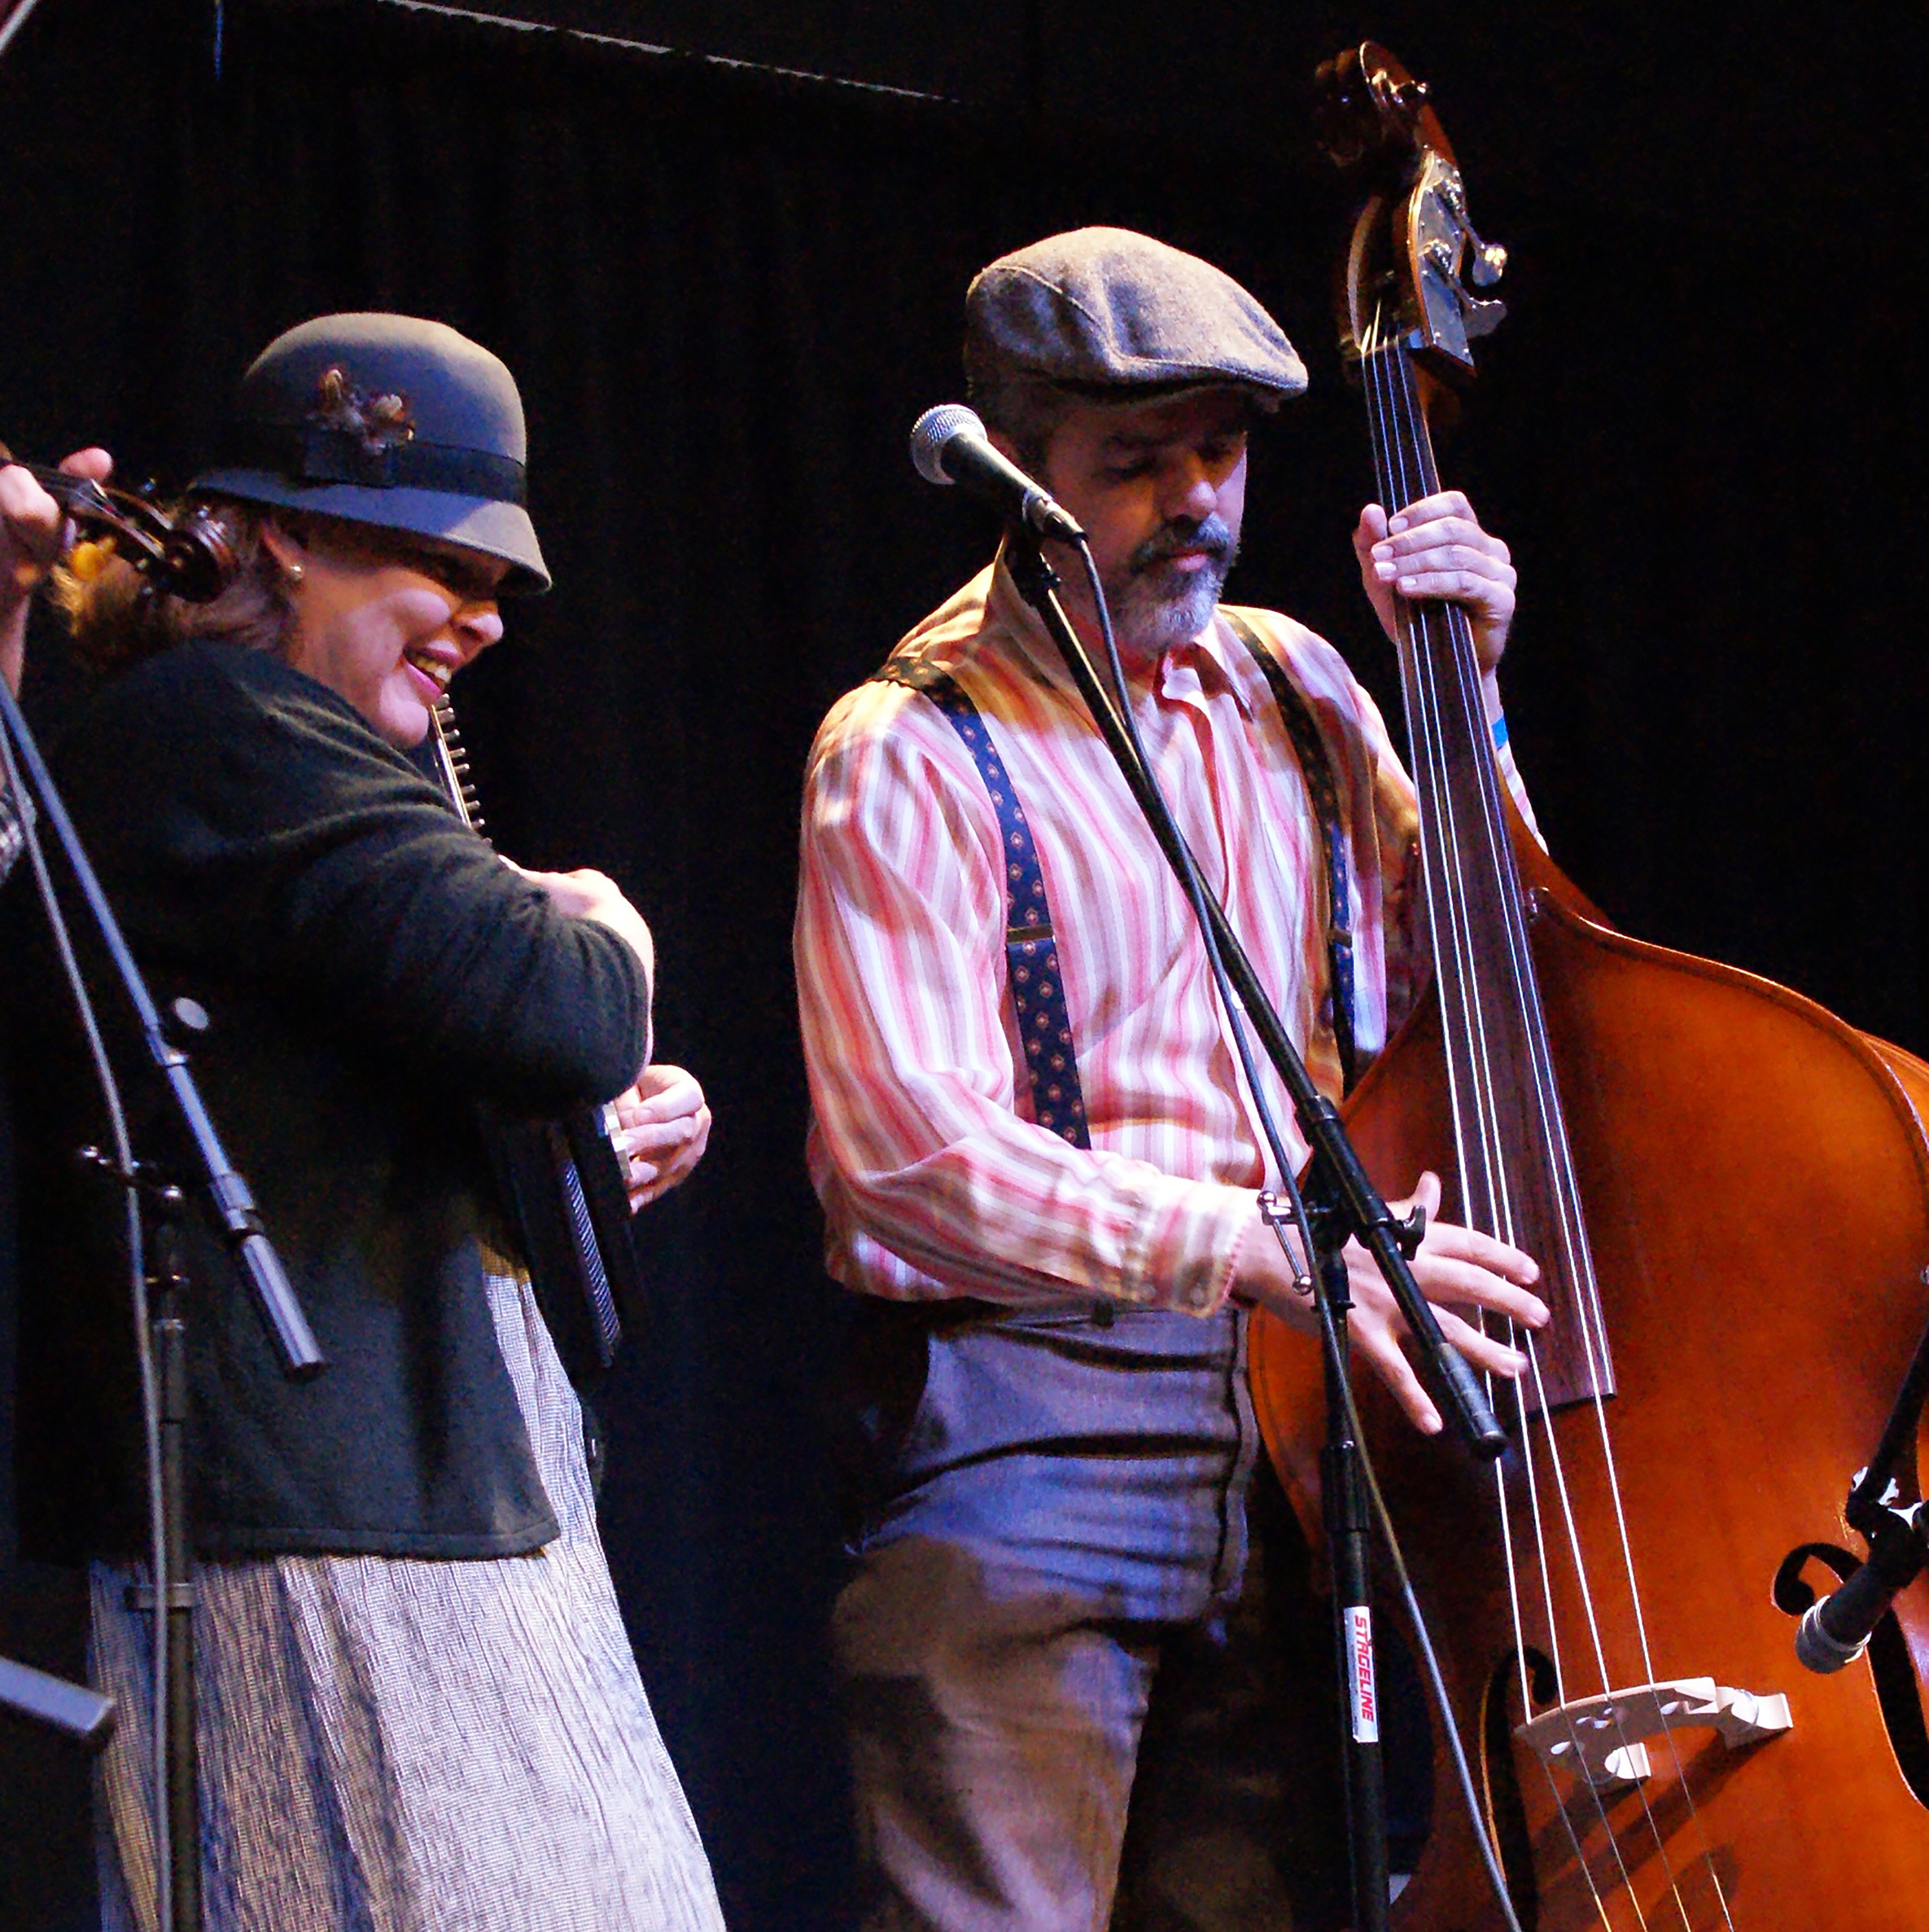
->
xmin=964 ymin=226 xmax=1307 ymax=405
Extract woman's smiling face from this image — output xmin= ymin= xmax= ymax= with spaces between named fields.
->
xmin=263 ymin=519 xmax=509 ymax=748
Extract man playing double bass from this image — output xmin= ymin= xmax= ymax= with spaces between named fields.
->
xmin=794 ymin=228 xmax=1553 ymax=1928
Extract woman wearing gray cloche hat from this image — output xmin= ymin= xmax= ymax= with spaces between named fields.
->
xmin=1 ymin=315 xmax=724 ymax=1930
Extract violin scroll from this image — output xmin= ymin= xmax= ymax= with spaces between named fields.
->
xmin=0 ymin=451 xmax=239 ymax=604
xmin=143 ymin=501 xmax=240 ymax=605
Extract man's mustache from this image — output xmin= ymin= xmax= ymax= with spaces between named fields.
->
xmin=1129 ymin=516 xmax=1236 ymax=575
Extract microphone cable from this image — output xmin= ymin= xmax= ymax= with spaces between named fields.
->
xmin=1062 ymin=535 xmax=1527 ymax=1932
xmin=0 ymin=695 xmax=175 ymax=1928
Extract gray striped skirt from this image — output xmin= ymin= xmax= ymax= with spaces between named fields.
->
xmin=89 ymin=1260 xmax=726 ymax=1932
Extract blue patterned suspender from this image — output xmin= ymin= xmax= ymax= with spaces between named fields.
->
xmin=876 ymin=617 xmax=1359 ymax=1151
xmin=1219 ymin=612 xmax=1361 ymax=1092
xmin=876 ymin=658 xmax=1093 ymax=1147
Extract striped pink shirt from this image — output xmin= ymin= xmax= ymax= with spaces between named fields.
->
xmin=795 ymin=558 xmax=1533 ymax=1318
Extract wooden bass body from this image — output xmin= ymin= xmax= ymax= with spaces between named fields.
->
xmin=1252 ymin=824 xmax=1929 ymax=1927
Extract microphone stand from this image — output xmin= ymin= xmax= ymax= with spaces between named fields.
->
xmin=0 ymin=0 xmax=114 ymax=1772
xmin=1001 ymin=529 xmax=1505 ymax=1932
xmin=1847 ymin=1316 xmax=1929 ymax=1544
xmin=1793 ymin=1303 xmax=1929 ymax=1669
xmin=0 ymin=673 xmax=324 ymax=1932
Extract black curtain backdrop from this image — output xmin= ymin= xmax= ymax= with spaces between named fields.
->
xmin=0 ymin=2 xmax=1919 ymax=1925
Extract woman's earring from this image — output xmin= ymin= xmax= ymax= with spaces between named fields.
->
xmin=284 ymin=561 xmax=305 ymax=584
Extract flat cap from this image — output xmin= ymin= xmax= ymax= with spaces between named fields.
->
xmin=964 ymin=226 xmax=1306 ymax=406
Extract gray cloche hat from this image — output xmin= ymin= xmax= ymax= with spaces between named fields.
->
xmin=965 ymin=226 xmax=1307 ymax=407
xmin=193 ymin=312 xmax=549 ymax=594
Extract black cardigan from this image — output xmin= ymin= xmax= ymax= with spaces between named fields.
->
xmin=7 ymin=640 xmax=651 ymax=1562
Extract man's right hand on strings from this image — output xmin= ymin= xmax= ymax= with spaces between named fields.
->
xmin=1236 ymin=1168 xmax=1549 ymax=1435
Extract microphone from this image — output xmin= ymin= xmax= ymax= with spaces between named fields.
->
xmin=909 ymin=405 xmax=1084 ymax=543
xmin=1796 ymin=1507 xmax=1929 ymax=1674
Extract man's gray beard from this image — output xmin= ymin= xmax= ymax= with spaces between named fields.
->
xmin=1102 ymin=520 xmax=1240 ymax=661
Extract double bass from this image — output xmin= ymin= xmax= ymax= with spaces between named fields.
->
xmin=1248 ymin=45 xmax=1929 ymax=1928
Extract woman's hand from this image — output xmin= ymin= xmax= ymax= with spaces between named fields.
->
xmin=0 ymin=447 xmax=112 ymax=694
xmin=1353 ymin=489 xmax=1517 ymax=683
xmin=610 ymin=1065 xmax=712 ymax=1211
xmin=1236 ymin=1169 xmax=1549 ymax=1435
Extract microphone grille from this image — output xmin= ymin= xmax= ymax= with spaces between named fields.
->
xmin=909 ymin=403 xmax=985 ymax=487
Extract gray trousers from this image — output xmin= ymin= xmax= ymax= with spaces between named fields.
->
xmin=834 ymin=1304 xmax=1351 ymax=1931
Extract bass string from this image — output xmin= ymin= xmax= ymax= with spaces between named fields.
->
xmin=1361 ymin=333 xmax=1627 ymax=1925
xmin=1359 ymin=325 xmax=1512 ymax=1407
xmin=1470 ymin=756 xmax=1734 ymax=1926
xmin=1362 ymin=333 xmax=1523 ymax=1364
xmin=1374 ymin=345 xmax=1717 ymax=1932
xmin=1384 ymin=341 xmax=1739 ymax=1931
xmin=1400 ymin=506 xmax=1635 ymax=1604
xmin=1478 ymin=701 xmax=1740 ymax=1923
xmin=1368 ymin=344 xmax=1685 ymax=1916
xmin=1364 ymin=344 xmax=1645 ymax=1925
xmin=1371 ymin=384 xmax=1685 ymax=1932
xmin=1500 ymin=1377 xmax=1650 ymax=1930
xmin=1365 ymin=354 xmax=1626 ymax=1744
xmin=1375 ymin=350 xmax=1737 ymax=1932
xmin=1367 ymin=334 xmax=1723 ymax=1926
xmin=1371 ymin=369 xmax=1623 ymax=1713
xmin=1362 ymin=334 xmax=1631 ymax=1919
xmin=1367 ymin=347 xmax=1520 ymax=1261
xmin=1365 ymin=338 xmax=1521 ymax=1260
xmin=1356 ymin=328 xmax=1499 ymax=1246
